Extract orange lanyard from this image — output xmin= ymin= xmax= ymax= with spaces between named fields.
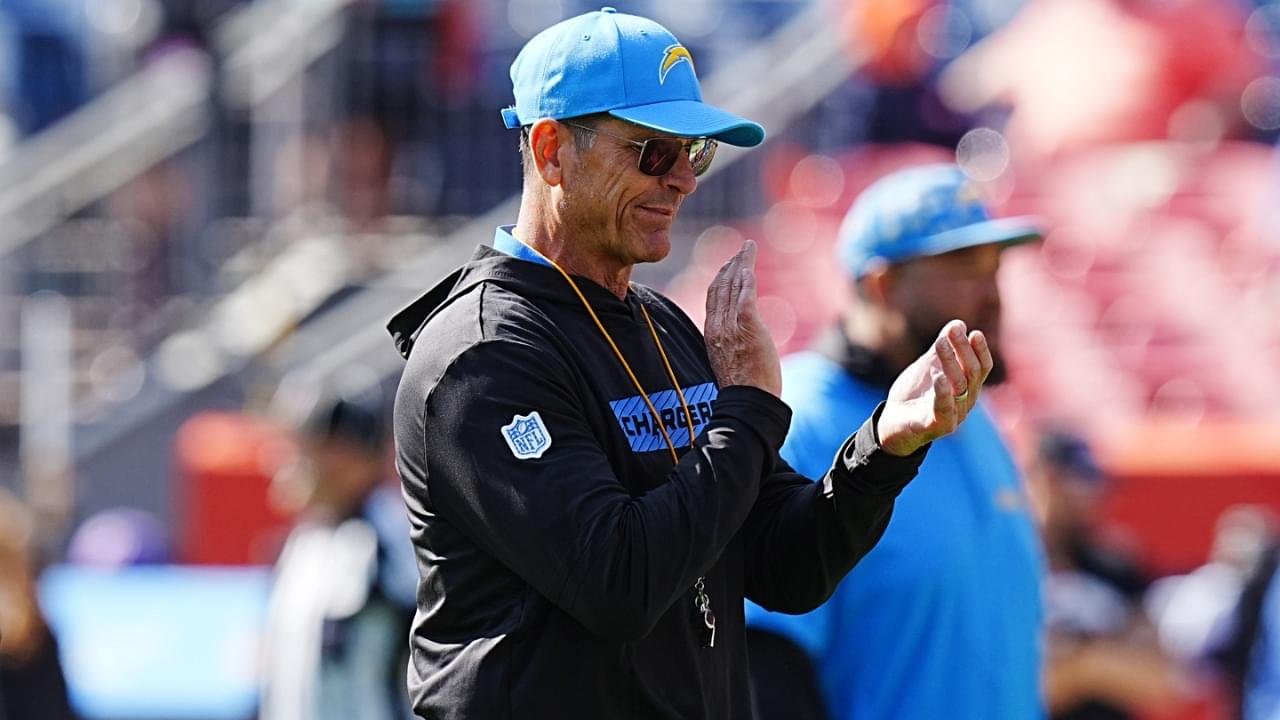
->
xmin=537 ymin=253 xmax=697 ymax=463
xmin=519 ymin=239 xmax=719 ymax=647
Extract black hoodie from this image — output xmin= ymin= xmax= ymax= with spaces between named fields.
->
xmin=388 ymin=244 xmax=926 ymax=719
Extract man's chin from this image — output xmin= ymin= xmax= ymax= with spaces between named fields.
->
xmin=911 ymin=320 xmax=1008 ymax=386
xmin=635 ymin=231 xmax=672 ymax=264
xmin=979 ymin=335 xmax=1008 ymax=386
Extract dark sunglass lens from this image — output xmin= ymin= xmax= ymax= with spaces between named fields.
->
xmin=638 ymin=138 xmax=684 ymax=176
xmin=689 ymin=139 xmax=717 ymax=177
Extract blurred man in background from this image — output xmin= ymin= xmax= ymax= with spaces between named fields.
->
xmin=1031 ymin=430 xmax=1185 ymax=719
xmin=0 ymin=488 xmax=76 ymax=720
xmin=747 ymin=163 xmax=1045 ymax=720
xmin=1153 ymin=505 xmax=1280 ymax=719
xmin=1229 ymin=519 xmax=1280 ymax=720
xmin=258 ymin=387 xmax=416 ymax=720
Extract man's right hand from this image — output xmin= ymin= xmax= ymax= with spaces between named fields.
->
xmin=703 ymin=240 xmax=782 ymax=398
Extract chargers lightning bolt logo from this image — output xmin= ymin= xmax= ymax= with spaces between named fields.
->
xmin=659 ymin=44 xmax=694 ymax=85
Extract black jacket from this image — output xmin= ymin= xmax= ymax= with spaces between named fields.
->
xmin=388 ymin=245 xmax=926 ymax=719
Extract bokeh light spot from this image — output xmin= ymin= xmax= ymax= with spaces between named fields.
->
xmin=955 ymin=128 xmax=1009 ymax=182
xmin=1241 ymin=76 xmax=1280 ymax=131
xmin=917 ymin=5 xmax=973 ymax=60
xmin=788 ymin=154 xmax=845 ymax=209
xmin=1246 ymin=5 xmax=1280 ymax=59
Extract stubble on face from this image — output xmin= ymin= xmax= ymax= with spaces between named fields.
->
xmin=904 ymin=312 xmax=1007 ymax=385
xmin=557 ymin=120 xmax=689 ymax=269
xmin=894 ymin=244 xmax=1007 ymax=385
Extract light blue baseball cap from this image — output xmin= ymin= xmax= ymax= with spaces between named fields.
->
xmin=838 ymin=164 xmax=1043 ymax=277
xmin=500 ymin=7 xmax=765 ymax=147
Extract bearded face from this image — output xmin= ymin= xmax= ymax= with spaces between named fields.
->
xmin=889 ymin=243 xmax=1008 ymax=386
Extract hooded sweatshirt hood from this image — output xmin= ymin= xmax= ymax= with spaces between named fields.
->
xmin=387 ymin=245 xmax=645 ymax=360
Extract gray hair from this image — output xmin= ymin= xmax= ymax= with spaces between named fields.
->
xmin=519 ymin=114 xmax=602 ymax=177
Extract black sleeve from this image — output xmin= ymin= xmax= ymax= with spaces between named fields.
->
xmin=418 ymin=338 xmax=790 ymax=641
xmin=743 ymin=403 xmax=928 ymax=614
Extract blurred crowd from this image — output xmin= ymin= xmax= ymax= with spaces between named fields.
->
xmin=2 ymin=0 xmax=1280 ymax=718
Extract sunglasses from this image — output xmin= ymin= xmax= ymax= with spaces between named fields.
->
xmin=561 ymin=121 xmax=718 ymax=178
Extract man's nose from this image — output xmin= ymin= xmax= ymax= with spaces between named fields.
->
xmin=662 ymin=151 xmax=697 ymax=195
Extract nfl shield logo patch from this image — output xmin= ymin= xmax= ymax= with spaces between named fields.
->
xmin=501 ymin=411 xmax=552 ymax=460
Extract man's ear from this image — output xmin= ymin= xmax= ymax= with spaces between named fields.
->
xmin=528 ymin=119 xmax=566 ymax=187
xmin=858 ymin=260 xmax=894 ymax=306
